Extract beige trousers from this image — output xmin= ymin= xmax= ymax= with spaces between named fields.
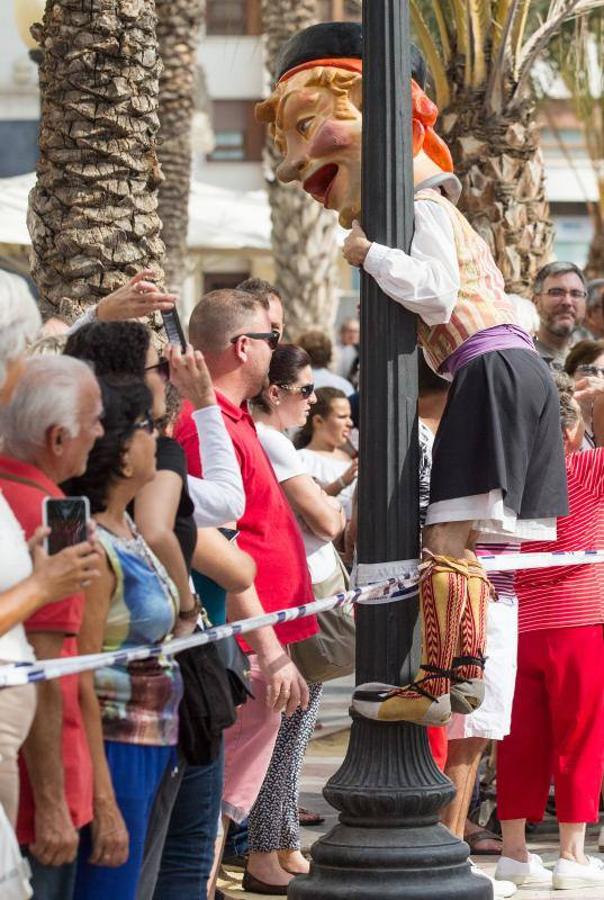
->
xmin=0 ymin=683 xmax=37 ymax=826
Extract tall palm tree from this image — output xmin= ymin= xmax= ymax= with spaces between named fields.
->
xmin=548 ymin=11 xmax=603 ymax=277
xmin=28 ymin=0 xmax=164 ymax=320
xmin=156 ymin=0 xmax=206 ymax=293
xmin=410 ymin=0 xmax=603 ymax=294
xmin=261 ymin=0 xmax=341 ymax=338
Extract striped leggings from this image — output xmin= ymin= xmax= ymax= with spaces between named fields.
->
xmin=247 ymin=681 xmax=323 ymax=853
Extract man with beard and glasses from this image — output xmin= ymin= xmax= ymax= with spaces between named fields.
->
xmin=532 ymin=261 xmax=588 ymax=367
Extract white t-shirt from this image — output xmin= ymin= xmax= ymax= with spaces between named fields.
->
xmin=0 ymin=492 xmax=35 ymax=663
xmin=256 ymin=423 xmax=339 ymax=585
xmin=296 ymin=448 xmax=356 ymax=521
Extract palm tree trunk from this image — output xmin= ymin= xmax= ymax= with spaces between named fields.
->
xmin=156 ymin=0 xmax=206 ymax=293
xmin=261 ymin=0 xmax=341 ymax=338
xmin=442 ymin=94 xmax=554 ymax=296
xmin=28 ymin=0 xmax=164 ymax=320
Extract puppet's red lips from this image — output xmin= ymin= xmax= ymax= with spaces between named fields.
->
xmin=303 ymin=164 xmax=339 ymax=205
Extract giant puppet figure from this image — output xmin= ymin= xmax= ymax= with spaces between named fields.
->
xmin=257 ymin=22 xmax=568 ymax=727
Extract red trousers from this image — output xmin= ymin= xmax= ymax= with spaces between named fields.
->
xmin=428 ymin=726 xmax=448 ymax=772
xmin=498 ymin=624 xmax=604 ymax=823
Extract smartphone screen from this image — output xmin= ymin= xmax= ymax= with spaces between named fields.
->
xmin=43 ymin=497 xmax=90 ymax=555
xmin=161 ymin=309 xmax=187 ymax=353
xmin=218 ymin=527 xmax=240 ymax=543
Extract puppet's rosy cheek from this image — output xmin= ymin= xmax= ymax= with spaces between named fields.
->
xmin=309 ymin=119 xmax=358 ymax=158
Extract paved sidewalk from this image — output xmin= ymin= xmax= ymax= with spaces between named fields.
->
xmin=219 ymin=678 xmax=604 ymax=899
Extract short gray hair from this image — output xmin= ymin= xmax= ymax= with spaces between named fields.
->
xmin=587 ymin=279 xmax=604 ymax=310
xmin=533 ymin=261 xmax=586 ymax=295
xmin=1 ymin=356 xmax=95 ymax=460
xmin=0 ymin=271 xmax=41 ymax=385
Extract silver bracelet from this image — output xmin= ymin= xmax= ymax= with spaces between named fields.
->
xmin=338 ymin=475 xmax=347 ymax=491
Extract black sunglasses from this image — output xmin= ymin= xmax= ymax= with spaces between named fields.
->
xmin=278 ymin=383 xmax=315 ymax=399
xmin=230 ymin=330 xmax=280 ymax=351
xmin=145 ymin=357 xmax=170 ymax=382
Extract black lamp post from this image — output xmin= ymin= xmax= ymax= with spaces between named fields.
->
xmin=289 ymin=2 xmax=491 ymax=897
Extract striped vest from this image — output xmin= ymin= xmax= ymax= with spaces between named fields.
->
xmin=415 ymin=188 xmax=518 ymax=371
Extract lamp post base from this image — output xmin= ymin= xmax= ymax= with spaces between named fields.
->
xmin=289 ymin=827 xmax=491 ymax=899
xmin=288 ymin=716 xmax=492 ymax=900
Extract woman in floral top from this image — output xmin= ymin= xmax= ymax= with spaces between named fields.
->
xmin=66 ymin=377 xmax=183 ymax=900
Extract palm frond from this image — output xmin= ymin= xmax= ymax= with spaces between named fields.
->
xmin=510 ymin=0 xmax=532 ymax=65
xmin=410 ymin=0 xmax=451 ymax=108
xmin=467 ymin=0 xmax=490 ymax=86
xmin=485 ymin=0 xmax=521 ymax=114
xmin=450 ymin=0 xmax=470 ymax=57
xmin=432 ymin=0 xmax=453 ymax=64
xmin=492 ymin=0 xmax=514 ymax=58
xmin=513 ymin=0 xmax=604 ymax=105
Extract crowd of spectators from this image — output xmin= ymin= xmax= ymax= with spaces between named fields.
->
xmin=0 ymin=255 xmax=602 ymax=899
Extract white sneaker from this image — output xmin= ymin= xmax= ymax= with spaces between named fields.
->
xmin=553 ymin=855 xmax=604 ymax=890
xmin=495 ymin=852 xmax=553 ymax=886
xmin=471 ymin=863 xmax=517 ymax=897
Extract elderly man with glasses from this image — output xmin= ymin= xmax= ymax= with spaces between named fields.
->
xmin=532 ymin=261 xmax=588 ymax=367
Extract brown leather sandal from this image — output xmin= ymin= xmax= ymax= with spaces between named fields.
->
xmin=464 ymin=827 xmax=503 ymax=856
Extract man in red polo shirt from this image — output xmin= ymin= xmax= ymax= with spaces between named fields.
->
xmin=173 ymin=288 xmax=316 ymax=879
xmin=0 ymin=355 xmax=103 ymax=900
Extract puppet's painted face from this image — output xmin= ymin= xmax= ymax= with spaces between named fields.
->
xmin=264 ymin=69 xmax=362 ymax=229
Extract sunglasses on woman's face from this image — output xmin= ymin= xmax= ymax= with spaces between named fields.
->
xmin=145 ymin=357 xmax=170 ymax=382
xmin=278 ymin=383 xmax=315 ymax=399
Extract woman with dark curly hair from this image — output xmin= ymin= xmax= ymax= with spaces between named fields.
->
xmin=64 ymin=321 xmax=244 ymax=615
xmin=64 ymin=377 xmax=183 ymax=900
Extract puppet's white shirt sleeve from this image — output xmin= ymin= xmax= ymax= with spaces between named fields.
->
xmin=363 ymin=199 xmax=460 ymax=326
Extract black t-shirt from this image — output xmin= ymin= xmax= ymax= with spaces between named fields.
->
xmin=155 ymin=436 xmax=197 ymax=571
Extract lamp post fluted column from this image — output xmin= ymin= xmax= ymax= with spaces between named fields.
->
xmin=289 ymin=2 xmax=491 ymax=896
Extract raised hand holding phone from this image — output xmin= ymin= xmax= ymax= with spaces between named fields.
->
xmin=34 ymin=498 xmax=101 ymax=601
xmin=43 ymin=497 xmax=90 ymax=555
xmin=29 ymin=529 xmax=101 ymax=604
xmin=165 ymin=344 xmax=217 ymax=410
xmin=161 ymin=307 xmax=188 ymax=353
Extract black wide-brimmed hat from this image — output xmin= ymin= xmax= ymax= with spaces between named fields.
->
xmin=275 ymin=21 xmax=427 ymax=89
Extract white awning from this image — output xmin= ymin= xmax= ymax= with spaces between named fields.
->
xmin=0 ymin=173 xmax=274 ymax=251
